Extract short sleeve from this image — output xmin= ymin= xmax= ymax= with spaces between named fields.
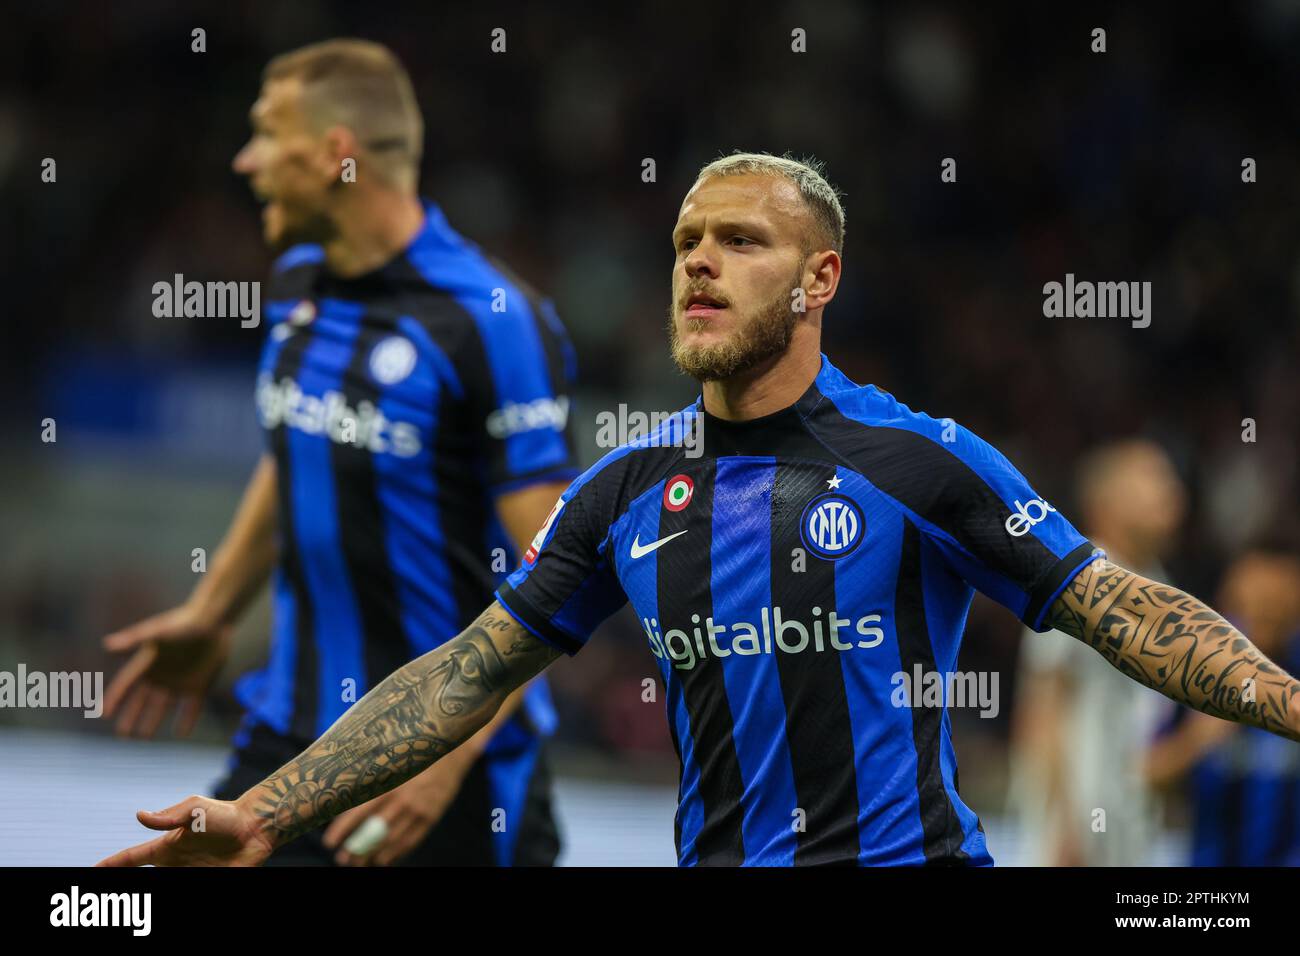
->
xmin=494 ymin=459 xmax=628 ymax=655
xmin=917 ymin=423 xmax=1101 ymax=632
xmin=455 ymin=293 xmax=579 ymax=492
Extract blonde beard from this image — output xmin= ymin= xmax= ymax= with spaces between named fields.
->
xmin=668 ymin=278 xmax=803 ymax=382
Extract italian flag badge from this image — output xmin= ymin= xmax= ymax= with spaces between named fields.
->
xmin=663 ymin=474 xmax=694 ymax=512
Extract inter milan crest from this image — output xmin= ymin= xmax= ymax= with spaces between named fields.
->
xmin=800 ymin=493 xmax=864 ymax=560
xmin=369 ymin=335 xmax=417 ymax=385
xmin=663 ymin=474 xmax=694 ymax=512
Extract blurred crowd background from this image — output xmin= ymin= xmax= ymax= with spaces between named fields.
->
xmin=2 ymin=1 xmax=1299 ymax=864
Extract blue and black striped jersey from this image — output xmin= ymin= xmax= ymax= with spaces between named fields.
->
xmin=497 ymin=354 xmax=1098 ymax=865
xmin=237 ymin=201 xmax=576 ymax=758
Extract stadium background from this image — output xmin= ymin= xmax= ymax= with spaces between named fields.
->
xmin=1 ymin=1 xmax=1298 ymax=864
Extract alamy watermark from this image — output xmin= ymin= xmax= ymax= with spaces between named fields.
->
xmin=891 ymin=665 xmax=1000 ymax=718
xmin=1043 ymin=273 xmax=1151 ymax=328
xmin=152 ymin=273 xmax=260 ymax=328
xmin=596 ymin=405 xmax=702 ymax=457
xmin=50 ymin=887 xmax=150 ymax=936
xmin=0 ymin=664 xmax=103 ymax=717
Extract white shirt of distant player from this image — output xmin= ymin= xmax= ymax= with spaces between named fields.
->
xmin=1007 ymin=554 xmax=1170 ymax=867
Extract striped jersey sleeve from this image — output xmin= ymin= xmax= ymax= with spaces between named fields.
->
xmin=817 ymin=382 xmax=1100 ymax=632
xmin=493 ymin=450 xmax=630 ymax=654
xmin=891 ymin=417 xmax=1099 ymax=632
xmin=920 ymin=418 xmax=1102 ymax=629
xmin=452 ymin=289 xmax=578 ymax=492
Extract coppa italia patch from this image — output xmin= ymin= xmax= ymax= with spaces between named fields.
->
xmin=663 ymin=474 xmax=694 ymax=512
xmin=524 ymin=495 xmax=565 ymax=565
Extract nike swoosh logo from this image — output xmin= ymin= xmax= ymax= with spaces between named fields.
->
xmin=630 ymin=530 xmax=688 ymax=559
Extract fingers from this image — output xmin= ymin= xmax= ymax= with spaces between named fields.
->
xmin=334 ymin=811 xmax=395 ymax=866
xmin=103 ymin=644 xmax=158 ymax=721
xmin=321 ymin=804 xmax=368 ymax=850
xmin=103 ymin=611 xmax=172 ymax=653
xmin=135 ymin=687 xmax=174 ymax=739
xmin=113 ymin=685 xmax=150 ymax=737
xmin=336 ymin=809 xmax=433 ymax=867
xmin=174 ymin=695 xmax=203 ymax=738
xmin=372 ymin=818 xmax=422 ymax=867
xmin=95 ymin=835 xmax=169 ymax=868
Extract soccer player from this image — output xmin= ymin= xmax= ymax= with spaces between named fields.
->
xmin=99 ymin=152 xmax=1300 ymax=867
xmin=100 ymin=40 xmax=578 ymax=867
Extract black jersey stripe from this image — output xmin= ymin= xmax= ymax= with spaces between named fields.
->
xmin=895 ymin=518 xmax=970 ymax=863
xmin=769 ymin=457 xmax=862 ymax=866
xmin=655 ymin=458 xmax=747 ymax=865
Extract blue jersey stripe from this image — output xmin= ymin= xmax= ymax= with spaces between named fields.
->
xmin=710 ymin=457 xmax=799 ymax=865
xmin=273 ymin=244 xmax=324 ymax=274
xmin=830 ymin=478 xmax=929 ymax=863
xmin=234 ymin=568 xmax=298 ymax=736
xmin=483 ymin=744 xmax=542 ymax=866
xmin=367 ymin=317 xmax=458 ymax=658
xmin=1242 ymin=771 xmax=1279 ymax=864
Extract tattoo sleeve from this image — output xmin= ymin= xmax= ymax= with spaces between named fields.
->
xmin=1045 ymin=560 xmax=1300 ymax=741
xmin=239 ymin=601 xmax=562 ymax=847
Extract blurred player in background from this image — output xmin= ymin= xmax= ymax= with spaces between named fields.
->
xmin=99 ymin=39 xmax=579 ymax=866
xmin=1147 ymin=546 xmax=1300 ymax=865
xmin=1007 ymin=439 xmax=1186 ymax=865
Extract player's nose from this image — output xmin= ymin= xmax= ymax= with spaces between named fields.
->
xmin=683 ymin=243 xmax=718 ymax=279
xmin=231 ymin=142 xmax=257 ymax=175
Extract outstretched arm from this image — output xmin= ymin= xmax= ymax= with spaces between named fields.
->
xmin=319 ymin=479 xmax=573 ymax=865
xmin=247 ymin=602 xmax=559 ymax=849
xmin=1044 ymin=560 xmax=1300 ymax=741
xmin=97 ymin=602 xmax=560 ymax=866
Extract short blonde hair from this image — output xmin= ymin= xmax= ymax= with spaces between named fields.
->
xmin=265 ymin=39 xmax=423 ymax=188
xmin=693 ymin=151 xmax=846 ymax=254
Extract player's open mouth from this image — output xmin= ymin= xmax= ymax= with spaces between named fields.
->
xmin=684 ymin=292 xmax=727 ymax=317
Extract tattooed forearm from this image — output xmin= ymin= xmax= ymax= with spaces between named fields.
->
xmin=238 ymin=602 xmax=561 ymax=847
xmin=1045 ymin=561 xmax=1300 ymax=741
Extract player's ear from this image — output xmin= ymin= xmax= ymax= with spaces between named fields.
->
xmin=320 ymin=125 xmax=359 ymax=181
xmin=804 ymin=249 xmax=841 ymax=310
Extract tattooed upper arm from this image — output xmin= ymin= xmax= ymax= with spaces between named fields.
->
xmin=463 ymin=601 xmax=565 ymax=699
xmin=1041 ymin=559 xmax=1133 ymax=648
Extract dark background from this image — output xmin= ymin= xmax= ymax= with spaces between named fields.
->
xmin=1 ymin=0 xmax=1297 ymax=828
